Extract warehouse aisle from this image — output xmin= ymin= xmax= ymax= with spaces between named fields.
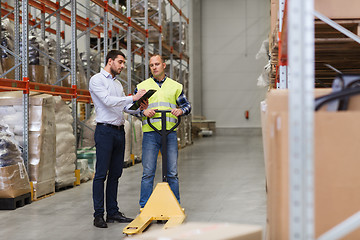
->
xmin=0 ymin=132 xmax=266 ymax=240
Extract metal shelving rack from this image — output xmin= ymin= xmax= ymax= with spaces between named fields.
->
xmin=0 ymin=0 xmax=189 ymax=169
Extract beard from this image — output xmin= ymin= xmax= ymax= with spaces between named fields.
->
xmin=110 ymin=65 xmax=122 ymax=77
xmin=110 ymin=68 xmax=120 ymax=77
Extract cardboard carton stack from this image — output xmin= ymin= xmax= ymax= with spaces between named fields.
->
xmin=125 ymin=222 xmax=262 ymax=240
xmin=261 ymin=89 xmax=360 ymax=239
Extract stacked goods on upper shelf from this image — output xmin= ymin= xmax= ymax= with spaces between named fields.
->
xmin=314 ymin=19 xmax=360 ymax=87
xmin=60 ymin=48 xmax=88 ymax=89
xmin=80 ymin=49 xmax=102 ymax=79
xmin=165 ymin=22 xmax=188 ymax=56
xmin=269 ymin=0 xmax=360 ymax=88
xmin=27 ymin=32 xmax=49 ymax=84
xmin=46 ymin=37 xmax=58 ymax=85
xmin=0 ymin=19 xmax=15 ymax=79
xmin=132 ymin=0 xmax=167 ymax=43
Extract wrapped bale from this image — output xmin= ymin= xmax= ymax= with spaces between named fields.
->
xmin=124 ymin=118 xmax=131 ymax=164
xmin=76 ymin=158 xmax=92 ymax=183
xmin=0 ymin=92 xmax=56 ymax=199
xmin=54 ymin=96 xmax=76 ymax=189
xmin=0 ymin=123 xmax=31 ymax=199
xmin=80 ymin=110 xmax=96 ymax=148
xmin=131 ymin=116 xmax=143 ymax=161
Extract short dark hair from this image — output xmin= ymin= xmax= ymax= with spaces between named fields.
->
xmin=106 ymin=50 xmax=126 ymax=65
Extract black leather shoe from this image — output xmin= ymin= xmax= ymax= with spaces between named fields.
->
xmin=93 ymin=215 xmax=108 ymax=228
xmin=106 ymin=211 xmax=134 ymax=223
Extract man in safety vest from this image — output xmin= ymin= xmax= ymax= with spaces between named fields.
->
xmin=133 ymin=54 xmax=191 ymax=208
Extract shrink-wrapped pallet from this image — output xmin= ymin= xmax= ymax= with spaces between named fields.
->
xmin=124 ymin=118 xmax=131 ymax=163
xmin=54 ymin=96 xmax=76 ymax=189
xmin=80 ymin=110 xmax=96 ymax=148
xmin=0 ymin=123 xmax=31 ymax=198
xmin=0 ymin=92 xmax=56 ymax=199
xmin=131 ymin=116 xmax=143 ymax=161
xmin=76 ymin=158 xmax=92 ymax=182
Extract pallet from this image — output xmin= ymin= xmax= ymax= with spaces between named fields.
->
xmin=134 ymin=158 xmax=142 ymax=164
xmin=0 ymin=192 xmax=31 ymax=210
xmin=33 ymin=192 xmax=55 ymax=201
xmin=55 ymin=184 xmax=74 ymax=192
xmin=123 ymin=160 xmax=134 ymax=168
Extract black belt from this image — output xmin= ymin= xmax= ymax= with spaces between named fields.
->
xmin=97 ymin=123 xmax=124 ymax=131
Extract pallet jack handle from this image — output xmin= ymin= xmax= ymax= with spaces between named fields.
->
xmin=147 ymin=110 xmax=181 ymax=182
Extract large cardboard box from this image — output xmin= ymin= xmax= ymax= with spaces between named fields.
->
xmin=0 ymin=162 xmax=31 ymax=198
xmin=315 ymin=0 xmax=360 ymax=19
xmin=269 ymin=112 xmax=360 ymax=239
xmin=262 ymin=89 xmax=360 ymax=239
xmin=125 ymin=223 xmax=262 ymax=240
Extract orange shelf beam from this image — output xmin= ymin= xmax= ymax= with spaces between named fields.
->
xmin=0 ymin=78 xmax=91 ymax=103
xmin=168 ymin=0 xmax=189 ymax=24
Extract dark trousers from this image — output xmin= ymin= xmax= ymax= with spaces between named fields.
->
xmin=93 ymin=124 xmax=125 ymax=217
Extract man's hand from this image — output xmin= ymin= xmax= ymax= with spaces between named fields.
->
xmin=139 ymin=99 xmax=149 ymax=110
xmin=143 ymin=109 xmax=157 ymax=118
xmin=133 ymin=89 xmax=147 ymax=101
xmin=171 ymin=108 xmax=183 ymax=117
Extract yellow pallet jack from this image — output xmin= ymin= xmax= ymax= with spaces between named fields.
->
xmin=123 ymin=110 xmax=186 ymax=235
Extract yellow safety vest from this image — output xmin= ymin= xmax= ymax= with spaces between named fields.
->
xmin=137 ymin=77 xmax=183 ymax=132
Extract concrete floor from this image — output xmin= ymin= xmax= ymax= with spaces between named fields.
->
xmin=0 ymin=132 xmax=266 ymax=240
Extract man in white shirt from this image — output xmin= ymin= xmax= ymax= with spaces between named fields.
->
xmin=89 ymin=50 xmax=146 ymax=228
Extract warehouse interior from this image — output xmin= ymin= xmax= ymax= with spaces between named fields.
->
xmin=1 ymin=0 xmax=359 ymax=239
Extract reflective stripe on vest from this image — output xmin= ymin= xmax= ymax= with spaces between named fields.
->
xmin=148 ymin=102 xmax=177 ymax=109
xmin=142 ymin=116 xmax=177 ymax=126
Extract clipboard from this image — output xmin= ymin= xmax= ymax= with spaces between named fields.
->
xmin=129 ymin=89 xmax=157 ymax=110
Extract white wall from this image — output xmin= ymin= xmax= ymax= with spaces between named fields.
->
xmin=201 ymin=0 xmax=270 ymax=129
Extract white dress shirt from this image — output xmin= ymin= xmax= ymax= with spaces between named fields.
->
xmin=89 ymin=69 xmax=139 ymax=126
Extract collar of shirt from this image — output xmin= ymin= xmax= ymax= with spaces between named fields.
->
xmin=151 ymin=75 xmax=167 ymax=87
xmin=101 ymin=68 xmax=116 ymax=80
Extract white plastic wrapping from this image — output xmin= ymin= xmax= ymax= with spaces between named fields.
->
xmin=132 ymin=116 xmax=143 ymax=161
xmin=0 ymin=121 xmax=31 ymax=198
xmin=54 ymin=96 xmax=76 ymax=188
xmin=80 ymin=110 xmax=96 ymax=148
xmin=76 ymin=158 xmax=92 ymax=182
xmin=0 ymin=92 xmax=56 ymax=199
xmin=124 ymin=119 xmax=131 ymax=163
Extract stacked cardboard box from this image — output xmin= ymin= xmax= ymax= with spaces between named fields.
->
xmin=262 ymin=89 xmax=360 ymax=239
xmin=125 ymin=222 xmax=262 ymax=240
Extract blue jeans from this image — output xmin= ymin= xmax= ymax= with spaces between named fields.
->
xmin=93 ymin=124 xmax=125 ymax=217
xmin=140 ymin=131 xmax=179 ymax=208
